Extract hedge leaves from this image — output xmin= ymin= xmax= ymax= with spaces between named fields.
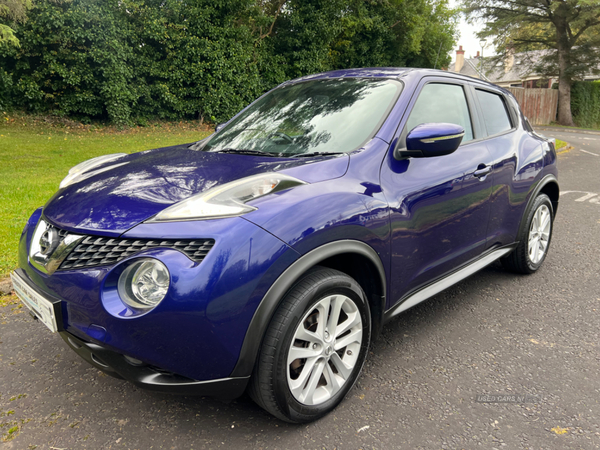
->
xmin=0 ymin=0 xmax=457 ymax=124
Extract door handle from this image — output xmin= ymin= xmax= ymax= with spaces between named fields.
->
xmin=474 ymin=165 xmax=492 ymax=178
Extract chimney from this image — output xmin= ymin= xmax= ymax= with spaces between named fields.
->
xmin=505 ymin=44 xmax=515 ymax=73
xmin=476 ymin=51 xmax=480 ymax=58
xmin=455 ymin=45 xmax=465 ymax=73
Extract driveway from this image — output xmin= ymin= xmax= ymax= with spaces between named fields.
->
xmin=1 ymin=129 xmax=599 ymax=449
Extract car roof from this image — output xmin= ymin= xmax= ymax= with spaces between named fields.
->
xmin=290 ymin=67 xmax=414 ymax=81
xmin=287 ymin=67 xmax=508 ymax=93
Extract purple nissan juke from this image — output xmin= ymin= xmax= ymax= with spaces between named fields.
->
xmin=12 ymin=68 xmax=558 ymax=422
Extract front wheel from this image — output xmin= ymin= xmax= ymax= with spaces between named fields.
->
xmin=502 ymin=193 xmax=554 ymax=274
xmin=248 ymin=267 xmax=371 ymax=423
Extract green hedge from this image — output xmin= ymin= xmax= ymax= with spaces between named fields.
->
xmin=571 ymin=80 xmax=600 ymax=129
xmin=0 ymin=0 xmax=457 ymax=125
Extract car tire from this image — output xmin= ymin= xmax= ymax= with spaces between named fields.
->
xmin=502 ymin=193 xmax=554 ymax=274
xmin=248 ymin=266 xmax=371 ymax=423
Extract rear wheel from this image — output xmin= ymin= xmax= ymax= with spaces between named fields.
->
xmin=502 ymin=193 xmax=554 ymax=274
xmin=248 ymin=267 xmax=371 ymax=423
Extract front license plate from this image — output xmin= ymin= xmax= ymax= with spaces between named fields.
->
xmin=10 ymin=272 xmax=60 ymax=333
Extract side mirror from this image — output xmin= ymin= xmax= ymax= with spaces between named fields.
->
xmin=396 ymin=123 xmax=464 ymax=159
xmin=215 ymin=122 xmax=226 ymax=133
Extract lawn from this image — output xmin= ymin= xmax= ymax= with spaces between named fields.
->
xmin=0 ymin=114 xmax=211 ymax=276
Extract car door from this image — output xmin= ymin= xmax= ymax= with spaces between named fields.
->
xmin=470 ymin=86 xmax=531 ymax=249
xmin=380 ymin=77 xmax=495 ymax=306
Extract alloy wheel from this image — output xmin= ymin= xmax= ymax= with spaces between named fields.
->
xmin=287 ymin=294 xmax=363 ymax=406
xmin=528 ymin=204 xmax=551 ymax=264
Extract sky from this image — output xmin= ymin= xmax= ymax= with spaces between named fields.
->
xmin=448 ymin=0 xmax=495 ymax=61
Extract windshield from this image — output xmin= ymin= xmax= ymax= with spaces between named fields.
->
xmin=201 ymin=78 xmax=402 ymax=157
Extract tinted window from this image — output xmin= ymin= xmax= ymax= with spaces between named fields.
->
xmin=203 ymin=78 xmax=402 ymax=156
xmin=476 ymin=90 xmax=512 ymax=135
xmin=406 ymin=83 xmax=473 ymax=143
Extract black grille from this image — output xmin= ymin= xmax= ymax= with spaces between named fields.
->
xmin=58 ymin=236 xmax=215 ymax=270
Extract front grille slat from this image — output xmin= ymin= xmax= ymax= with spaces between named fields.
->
xmin=57 ymin=234 xmax=215 ymax=271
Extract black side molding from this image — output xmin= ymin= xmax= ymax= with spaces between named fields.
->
xmin=383 ymin=243 xmax=518 ymax=321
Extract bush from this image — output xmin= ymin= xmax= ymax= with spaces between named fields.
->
xmin=0 ymin=0 xmax=457 ymax=125
xmin=571 ymin=80 xmax=600 ymax=129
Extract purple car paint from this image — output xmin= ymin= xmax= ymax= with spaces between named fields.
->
xmin=13 ymin=68 xmax=558 ymax=422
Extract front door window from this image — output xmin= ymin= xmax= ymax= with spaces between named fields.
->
xmin=406 ymin=83 xmax=474 ymax=142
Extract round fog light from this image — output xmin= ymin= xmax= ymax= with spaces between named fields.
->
xmin=117 ymin=259 xmax=170 ymax=310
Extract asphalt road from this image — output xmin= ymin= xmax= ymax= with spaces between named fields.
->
xmin=1 ymin=129 xmax=599 ymax=449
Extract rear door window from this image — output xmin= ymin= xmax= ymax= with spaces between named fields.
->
xmin=476 ymin=90 xmax=512 ymax=136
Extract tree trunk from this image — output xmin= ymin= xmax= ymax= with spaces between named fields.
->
xmin=555 ymin=9 xmax=576 ymax=126
xmin=556 ymin=46 xmax=575 ymax=126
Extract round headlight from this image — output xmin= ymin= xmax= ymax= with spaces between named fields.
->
xmin=117 ymin=259 xmax=170 ymax=310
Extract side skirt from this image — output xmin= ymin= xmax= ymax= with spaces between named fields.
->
xmin=384 ymin=244 xmax=516 ymax=321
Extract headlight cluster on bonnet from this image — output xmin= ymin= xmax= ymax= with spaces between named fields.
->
xmin=149 ymin=173 xmax=306 ymax=222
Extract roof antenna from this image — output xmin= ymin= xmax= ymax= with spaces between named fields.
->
xmin=433 ymin=41 xmax=443 ymax=69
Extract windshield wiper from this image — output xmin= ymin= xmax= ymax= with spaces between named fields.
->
xmin=291 ymin=151 xmax=343 ymax=158
xmin=212 ymin=148 xmax=282 ymax=157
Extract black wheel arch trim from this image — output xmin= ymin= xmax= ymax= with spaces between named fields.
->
xmin=230 ymin=239 xmax=386 ymax=378
xmin=520 ymin=174 xmax=559 ymax=236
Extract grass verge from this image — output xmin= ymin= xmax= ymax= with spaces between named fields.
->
xmin=555 ymin=139 xmax=568 ymax=150
xmin=0 ymin=113 xmax=211 ymax=276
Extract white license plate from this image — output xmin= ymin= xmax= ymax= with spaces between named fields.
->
xmin=10 ymin=272 xmax=59 ymax=333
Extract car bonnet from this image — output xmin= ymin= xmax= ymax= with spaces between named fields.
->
xmin=42 ymin=144 xmax=349 ymax=236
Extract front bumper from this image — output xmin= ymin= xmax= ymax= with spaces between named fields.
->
xmin=61 ymin=332 xmax=249 ymax=398
xmin=14 ymin=265 xmax=249 ymax=397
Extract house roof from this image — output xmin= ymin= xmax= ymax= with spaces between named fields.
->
xmin=488 ymin=50 xmax=552 ymax=84
xmin=449 ymin=49 xmax=553 ymax=84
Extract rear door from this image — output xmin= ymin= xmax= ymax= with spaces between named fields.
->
xmin=470 ymin=85 xmax=527 ymax=249
xmin=380 ymin=77 xmax=495 ymax=305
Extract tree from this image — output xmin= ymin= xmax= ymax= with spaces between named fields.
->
xmin=463 ymin=0 xmax=600 ymax=126
xmin=123 ymin=0 xmax=270 ymax=123
xmin=328 ymin=0 xmax=457 ymax=70
xmin=0 ymin=0 xmax=32 ymax=46
xmin=0 ymin=0 xmax=137 ymax=122
xmin=261 ymin=0 xmax=457 ymax=75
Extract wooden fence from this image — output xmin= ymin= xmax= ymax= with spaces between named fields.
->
xmin=508 ymin=88 xmax=558 ymax=126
